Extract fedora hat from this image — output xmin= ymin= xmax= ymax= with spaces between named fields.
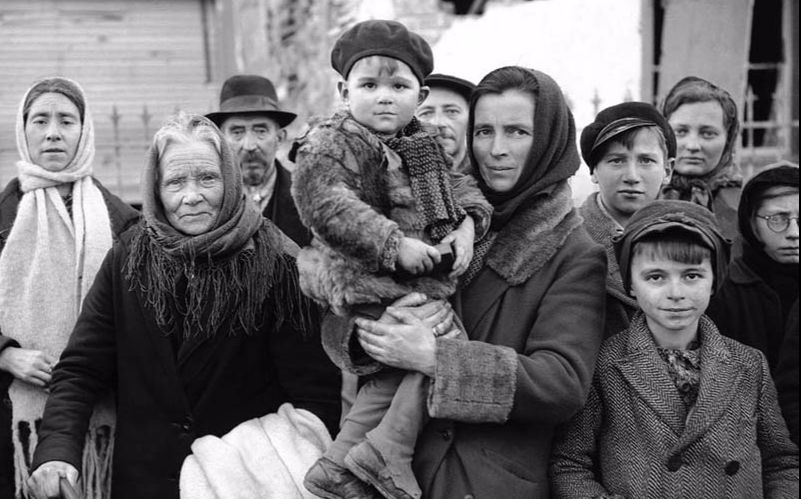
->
xmin=206 ymin=74 xmax=297 ymax=128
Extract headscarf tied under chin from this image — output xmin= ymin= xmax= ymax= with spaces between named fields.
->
xmin=660 ymin=76 xmax=743 ymax=210
xmin=126 ymin=114 xmax=307 ymax=339
xmin=467 ymin=67 xmax=581 ymax=229
xmin=0 ymin=76 xmax=115 ymax=499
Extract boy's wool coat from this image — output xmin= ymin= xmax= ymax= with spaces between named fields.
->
xmin=550 ymin=312 xmax=799 ymax=499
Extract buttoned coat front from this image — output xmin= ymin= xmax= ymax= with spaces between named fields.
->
xmin=550 ymin=313 xmax=799 ymax=499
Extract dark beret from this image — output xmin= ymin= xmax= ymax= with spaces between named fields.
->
xmin=580 ymin=101 xmax=676 ymax=171
xmin=424 ymin=73 xmax=475 ymax=102
xmin=331 ymin=20 xmax=434 ymax=84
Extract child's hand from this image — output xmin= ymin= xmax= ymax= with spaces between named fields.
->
xmin=397 ymin=237 xmax=441 ymax=275
xmin=440 ymin=216 xmax=475 ymax=278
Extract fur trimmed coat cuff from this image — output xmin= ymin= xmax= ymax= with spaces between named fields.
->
xmin=428 ymin=338 xmax=518 ymax=422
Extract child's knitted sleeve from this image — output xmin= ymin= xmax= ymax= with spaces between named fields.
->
xmin=291 ymin=122 xmax=403 ymax=272
xmin=449 ymin=170 xmax=492 ymax=241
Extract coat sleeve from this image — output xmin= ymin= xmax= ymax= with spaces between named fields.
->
xmin=774 ymin=301 xmax=799 ymax=446
xmin=449 ymin=170 xmax=492 ymax=240
xmin=429 ymin=236 xmax=606 ymax=424
xmin=756 ymin=350 xmax=800 ymax=498
xmin=549 ymin=369 xmax=621 ymax=499
xmin=291 ymin=126 xmax=403 ymax=272
xmin=31 ymin=247 xmax=120 ymax=471
xmin=268 ymin=261 xmax=343 ymax=437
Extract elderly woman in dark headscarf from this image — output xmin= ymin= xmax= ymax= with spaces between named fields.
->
xmin=25 ymin=113 xmax=341 ymax=499
xmin=352 ymin=66 xmax=607 ymax=498
xmin=660 ymin=76 xmax=743 ymax=242
xmin=0 ymin=77 xmax=139 ymax=499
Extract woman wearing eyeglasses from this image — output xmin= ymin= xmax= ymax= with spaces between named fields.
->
xmin=707 ymin=162 xmax=798 ymax=441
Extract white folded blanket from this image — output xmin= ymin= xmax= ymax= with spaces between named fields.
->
xmin=180 ymin=403 xmax=332 ymax=499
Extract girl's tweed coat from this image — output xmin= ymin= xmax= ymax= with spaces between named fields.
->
xmin=550 ymin=312 xmax=799 ymax=499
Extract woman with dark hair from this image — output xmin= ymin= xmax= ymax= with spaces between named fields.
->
xmin=25 ymin=113 xmax=341 ymax=499
xmin=661 ymin=76 xmax=743 ymax=242
xmin=352 ymin=66 xmax=606 ymax=498
xmin=0 ymin=77 xmax=139 ymax=498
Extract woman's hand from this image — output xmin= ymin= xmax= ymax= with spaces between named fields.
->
xmin=440 ymin=216 xmax=475 ymax=278
xmin=380 ymin=293 xmax=454 ymax=335
xmin=356 ymin=307 xmax=460 ymax=377
xmin=27 ymin=460 xmax=79 ymax=499
xmin=0 ymin=347 xmax=56 ymax=387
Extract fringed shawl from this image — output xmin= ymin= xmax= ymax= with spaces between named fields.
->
xmin=128 ymin=115 xmax=312 ymax=339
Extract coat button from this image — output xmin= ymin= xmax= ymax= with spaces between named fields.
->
xmin=725 ymin=460 xmax=740 ymax=476
xmin=667 ymin=455 xmax=682 ymax=472
xmin=464 ymin=495 xmax=474 ymax=499
xmin=439 ymin=429 xmax=452 ymax=440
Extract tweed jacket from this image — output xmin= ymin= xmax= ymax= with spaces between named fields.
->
xmin=263 ymin=160 xmax=311 ymax=248
xmin=30 ymin=224 xmax=342 ymax=499
xmin=410 ymin=200 xmax=607 ymax=499
xmin=579 ymin=192 xmax=639 ymax=338
xmin=291 ymin=111 xmax=492 ymax=372
xmin=550 ymin=312 xmax=799 ymax=499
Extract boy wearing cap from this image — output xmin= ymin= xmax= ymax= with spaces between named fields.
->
xmin=550 ymin=200 xmax=799 ymax=498
xmin=290 ymin=20 xmax=491 ymax=499
xmin=579 ymin=102 xmax=675 ymax=337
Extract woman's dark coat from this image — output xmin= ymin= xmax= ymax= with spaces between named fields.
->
xmin=0 ymin=177 xmax=139 ymax=498
xmin=29 ymin=224 xmax=342 ymax=499
xmin=412 ymin=202 xmax=607 ymax=499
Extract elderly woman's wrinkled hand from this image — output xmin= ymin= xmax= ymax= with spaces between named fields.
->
xmin=27 ymin=460 xmax=79 ymax=499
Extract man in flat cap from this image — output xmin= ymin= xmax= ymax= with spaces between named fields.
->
xmin=415 ymin=73 xmax=475 ymax=175
xmin=207 ymin=74 xmax=311 ymax=247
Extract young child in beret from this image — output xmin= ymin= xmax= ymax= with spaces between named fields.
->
xmin=549 ymin=200 xmax=799 ymax=498
xmin=578 ymin=101 xmax=675 ymax=338
xmin=290 ymin=19 xmax=491 ymax=499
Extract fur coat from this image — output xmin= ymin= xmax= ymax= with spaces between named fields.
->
xmin=550 ymin=312 xmax=799 ymax=499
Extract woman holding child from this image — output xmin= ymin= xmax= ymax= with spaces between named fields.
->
xmin=355 ymin=66 xmax=607 ymax=498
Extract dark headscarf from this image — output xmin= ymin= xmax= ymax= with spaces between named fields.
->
xmin=737 ymin=162 xmax=799 ymax=324
xmin=126 ymin=113 xmax=304 ymax=338
xmin=467 ymin=66 xmax=580 ymax=229
xmin=660 ymin=76 xmax=742 ymax=209
xmin=614 ymin=200 xmax=731 ymax=294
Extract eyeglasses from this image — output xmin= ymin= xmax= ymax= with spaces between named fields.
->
xmin=755 ymin=213 xmax=800 ymax=233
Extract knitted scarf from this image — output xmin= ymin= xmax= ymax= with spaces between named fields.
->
xmin=383 ymin=117 xmax=466 ymax=242
xmin=126 ymin=117 xmax=312 ymax=339
xmin=661 ymin=165 xmax=742 ymax=211
xmin=0 ymin=78 xmax=115 ymax=499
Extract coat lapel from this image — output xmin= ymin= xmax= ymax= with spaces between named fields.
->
xmin=454 ymin=267 xmax=510 ymax=341
xmin=615 ymin=315 xmax=687 ymax=436
xmin=675 ymin=316 xmax=742 ymax=452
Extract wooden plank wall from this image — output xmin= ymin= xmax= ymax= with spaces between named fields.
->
xmin=0 ymin=0 xmax=219 ymax=203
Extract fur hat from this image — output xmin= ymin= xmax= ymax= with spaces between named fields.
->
xmin=580 ymin=101 xmax=676 ymax=172
xmin=424 ymin=73 xmax=475 ymax=102
xmin=206 ymin=75 xmax=297 ymax=128
xmin=613 ymin=199 xmax=731 ymax=293
xmin=331 ymin=20 xmax=434 ymax=84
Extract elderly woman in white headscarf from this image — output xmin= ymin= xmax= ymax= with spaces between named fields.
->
xmin=0 ymin=77 xmax=139 ymax=498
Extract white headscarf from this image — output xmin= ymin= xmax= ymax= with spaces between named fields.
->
xmin=0 ymin=77 xmax=114 ymax=499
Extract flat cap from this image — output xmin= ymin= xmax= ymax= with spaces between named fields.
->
xmin=424 ymin=73 xmax=475 ymax=102
xmin=580 ymin=101 xmax=676 ymax=171
xmin=331 ymin=20 xmax=434 ymax=84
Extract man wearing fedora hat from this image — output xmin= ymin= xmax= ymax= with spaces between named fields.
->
xmin=415 ymin=73 xmax=475 ymax=175
xmin=207 ymin=74 xmax=311 ymax=247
